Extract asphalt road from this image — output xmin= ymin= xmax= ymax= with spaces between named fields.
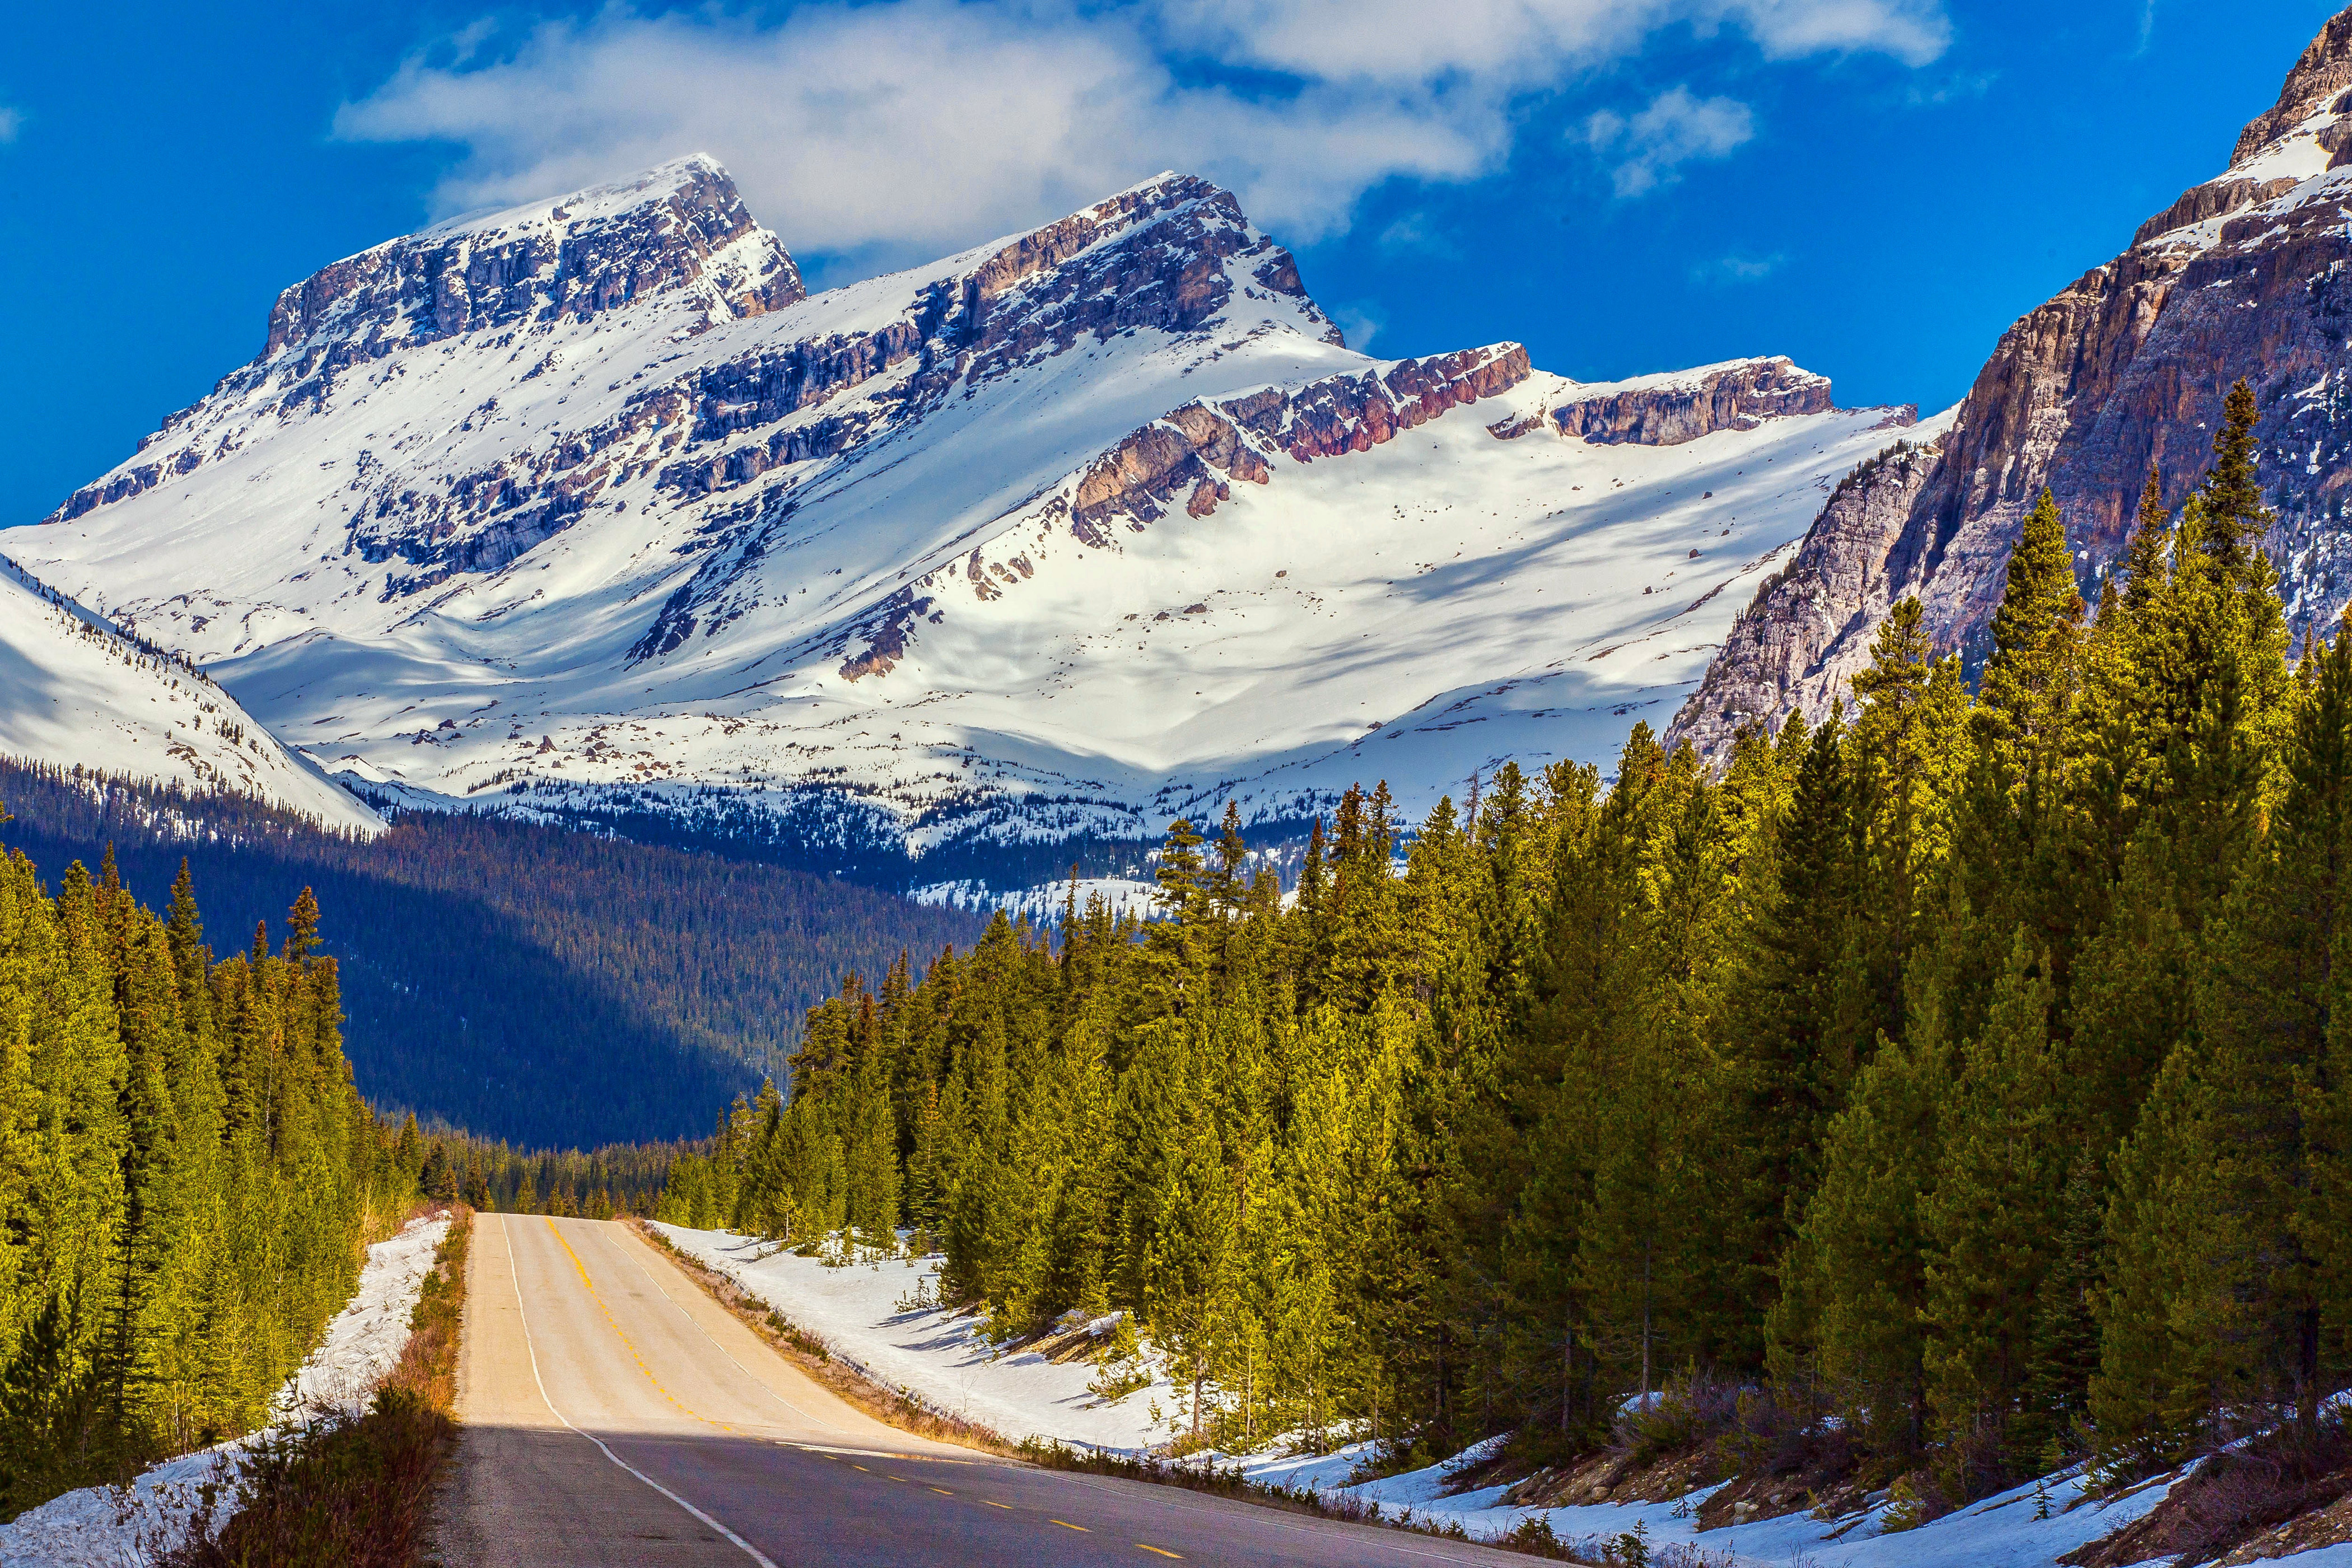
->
xmin=436 ymin=1214 xmax=1532 ymax=1567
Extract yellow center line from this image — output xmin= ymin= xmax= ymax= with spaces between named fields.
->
xmin=542 ymin=1217 xmax=736 ymax=1435
xmin=1051 ymin=1519 xmax=1090 ymax=1532
xmin=1138 ymin=1547 xmax=1183 ymax=1560
xmin=983 ymin=1501 xmax=1013 ymax=1510
xmin=851 ymin=1464 xmax=870 ymax=1473
xmin=928 ymin=1487 xmax=954 ymax=1496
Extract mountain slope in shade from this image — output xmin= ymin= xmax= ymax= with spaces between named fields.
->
xmin=1672 ymin=4 xmax=2352 ymax=765
xmin=0 ymin=556 xmax=382 ymax=835
xmin=8 ymin=157 xmax=1905 ymax=876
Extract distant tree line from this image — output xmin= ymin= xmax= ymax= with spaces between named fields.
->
xmin=664 ymin=385 xmax=2352 ymax=1508
xmin=0 ymin=774 xmax=980 ymax=1147
xmin=396 ymin=1121 xmax=688 ymax=1219
xmin=0 ymin=829 xmax=418 ymax=1520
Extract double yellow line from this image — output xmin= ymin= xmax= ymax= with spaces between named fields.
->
xmin=544 ymin=1216 xmax=737 ymax=1434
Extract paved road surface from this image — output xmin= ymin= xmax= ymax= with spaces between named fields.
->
xmin=437 ymin=1214 xmax=1530 ymax=1566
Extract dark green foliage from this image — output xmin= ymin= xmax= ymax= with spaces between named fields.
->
xmin=658 ymin=384 xmax=2352 ymax=1498
xmin=0 ymin=836 xmax=414 ymax=1520
xmin=0 ymin=764 xmax=981 ymax=1146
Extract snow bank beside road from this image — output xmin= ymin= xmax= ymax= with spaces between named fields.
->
xmin=663 ymin=1223 xmax=2195 ymax=1568
xmin=0 ymin=1212 xmax=451 ymax=1568
xmin=656 ymin=1225 xmax=1177 ymax=1452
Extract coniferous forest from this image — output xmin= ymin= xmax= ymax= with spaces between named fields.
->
xmin=673 ymin=384 xmax=2352 ymax=1506
xmin=0 ymin=774 xmax=980 ymax=1146
xmin=0 ymin=823 xmax=421 ymax=1516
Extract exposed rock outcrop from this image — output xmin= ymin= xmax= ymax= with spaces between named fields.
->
xmin=1670 ymin=5 xmax=2352 ymax=758
xmin=260 ymin=155 xmax=802 ymax=361
xmin=1552 ymin=358 xmax=1835 ymax=447
xmin=1671 ymin=432 xmax=1948 ymax=767
xmin=1068 ymin=344 xmax=1530 ymax=540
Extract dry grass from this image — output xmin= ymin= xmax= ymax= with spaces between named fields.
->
xmin=624 ymin=1219 xmax=1024 ymax=1458
xmin=160 ymin=1207 xmax=472 ymax=1568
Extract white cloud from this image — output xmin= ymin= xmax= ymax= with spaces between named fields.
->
xmin=337 ymin=0 xmax=1947 ymax=261
xmin=1585 ymin=86 xmax=1755 ymax=195
xmin=1333 ymin=302 xmax=1389 ymax=350
xmin=1692 ymin=251 xmax=1786 ymax=283
xmin=0 ymin=108 xmax=21 ymax=145
xmin=1378 ymin=211 xmax=1460 ymax=256
xmin=1163 ymin=0 xmax=1948 ymax=85
xmin=338 ymin=4 xmax=1501 ymax=259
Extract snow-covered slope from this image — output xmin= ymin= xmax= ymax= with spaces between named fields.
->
xmin=6 ymin=155 xmax=1911 ymax=876
xmin=0 ymin=555 xmax=381 ymax=835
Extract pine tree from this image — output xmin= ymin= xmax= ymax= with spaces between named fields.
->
xmin=2089 ymin=1039 xmax=2234 ymax=1469
xmin=1920 ymin=932 xmax=2066 ymax=1490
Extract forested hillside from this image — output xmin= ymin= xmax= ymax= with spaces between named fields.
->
xmin=672 ymin=383 xmax=2352 ymax=1514
xmin=395 ymin=1118 xmax=688 ymax=1219
xmin=0 ymin=828 xmax=417 ymax=1519
xmin=0 ymin=772 xmax=980 ymax=1146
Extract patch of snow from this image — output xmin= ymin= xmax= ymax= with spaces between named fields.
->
xmin=2273 ymin=1544 xmax=2352 ymax=1568
xmin=0 ymin=1213 xmax=450 ymax=1568
xmin=662 ymin=1222 xmax=2187 ymax=1568
xmin=657 ymin=1226 xmax=1180 ymax=1453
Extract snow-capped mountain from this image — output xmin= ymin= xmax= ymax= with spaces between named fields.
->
xmin=0 ymin=554 xmax=381 ymax=834
xmin=1673 ymin=4 xmax=2352 ymax=765
xmin=7 ymin=157 xmax=1906 ymax=878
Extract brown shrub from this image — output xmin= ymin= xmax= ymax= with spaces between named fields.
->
xmin=160 ymin=1208 xmax=472 ymax=1568
xmin=2066 ymin=1420 xmax=2352 ymax=1568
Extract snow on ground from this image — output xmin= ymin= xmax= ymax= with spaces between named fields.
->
xmin=667 ymin=1224 xmax=2199 ymax=1568
xmin=0 ymin=1213 xmax=450 ymax=1568
xmin=1293 ymin=1461 xmax=2181 ymax=1568
xmin=657 ymin=1226 xmax=1177 ymax=1452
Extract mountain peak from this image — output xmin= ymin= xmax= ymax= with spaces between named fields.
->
xmin=420 ymin=152 xmax=740 ymax=242
xmin=259 ymin=153 xmax=804 ymax=362
xmin=2233 ymin=5 xmax=2352 ymax=168
xmin=950 ymin=170 xmax=1339 ymax=351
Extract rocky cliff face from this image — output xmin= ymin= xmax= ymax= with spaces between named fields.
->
xmin=1672 ymin=427 xmax=1950 ymax=765
xmin=58 ymin=157 xmax=805 ymax=528
xmin=1066 ymin=343 xmax=1533 ymax=545
xmin=1670 ymin=5 xmax=2352 ymax=760
xmin=1552 ymin=358 xmax=1836 ymax=446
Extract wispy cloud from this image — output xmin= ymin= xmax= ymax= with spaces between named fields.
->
xmin=1585 ymin=87 xmax=1756 ymax=197
xmin=0 ymin=108 xmax=22 ymax=144
xmin=2133 ymin=0 xmax=2158 ymax=57
xmin=1904 ymin=69 xmax=1996 ymax=106
xmin=1692 ymin=251 xmax=1786 ymax=284
xmin=1378 ymin=211 xmax=1459 ymax=258
xmin=337 ymin=0 xmax=1949 ymax=262
xmin=1333 ymin=302 xmax=1388 ymax=352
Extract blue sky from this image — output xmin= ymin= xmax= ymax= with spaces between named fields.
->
xmin=0 ymin=1 xmax=2340 ymax=525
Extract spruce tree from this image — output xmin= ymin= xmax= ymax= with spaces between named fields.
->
xmin=1920 ymin=932 xmax=2066 ymax=1491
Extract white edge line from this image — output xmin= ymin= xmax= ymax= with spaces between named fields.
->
xmin=1051 ymin=1470 xmax=1517 ymax=1564
xmin=500 ymin=1214 xmax=781 ymax=1568
xmin=604 ymin=1220 xmax=851 ymax=1436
